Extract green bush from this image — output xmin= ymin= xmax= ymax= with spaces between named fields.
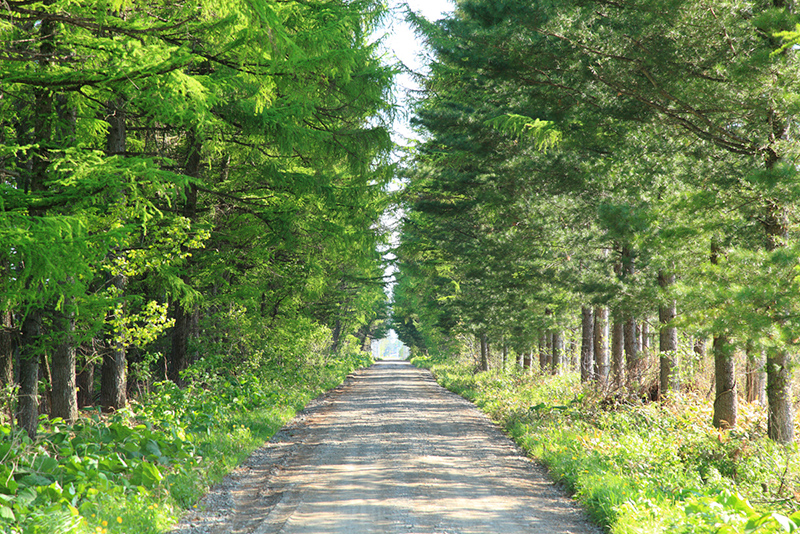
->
xmin=0 ymin=347 xmax=372 ymax=534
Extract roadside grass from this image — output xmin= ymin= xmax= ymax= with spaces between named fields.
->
xmin=413 ymin=355 xmax=800 ymax=534
xmin=0 ymin=350 xmax=371 ymax=534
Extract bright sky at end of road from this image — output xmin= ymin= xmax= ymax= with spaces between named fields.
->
xmin=379 ymin=0 xmax=455 ymax=144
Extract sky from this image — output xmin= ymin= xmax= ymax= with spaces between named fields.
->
xmin=379 ymin=0 xmax=455 ymax=144
xmin=373 ymin=0 xmax=455 ymax=314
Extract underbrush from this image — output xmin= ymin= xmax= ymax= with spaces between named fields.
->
xmin=413 ymin=355 xmax=800 ymax=534
xmin=0 ymin=349 xmax=371 ymax=534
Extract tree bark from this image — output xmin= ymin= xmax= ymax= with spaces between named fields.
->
xmin=18 ymin=311 xmax=41 ymax=438
xmin=551 ymin=330 xmax=563 ymax=375
xmin=51 ymin=307 xmax=78 ymax=422
xmin=580 ymin=307 xmax=594 ymax=382
xmin=764 ymin=199 xmax=793 ymax=443
xmin=745 ymin=342 xmax=766 ymax=405
xmin=169 ymin=128 xmax=201 ymax=385
xmin=624 ymin=315 xmax=639 ymax=385
xmin=594 ymin=306 xmax=609 ymax=383
xmin=767 ymin=348 xmax=794 ymax=443
xmin=658 ymin=271 xmax=679 ymax=397
xmin=77 ymin=357 xmax=94 ymax=408
xmin=611 ymin=319 xmax=624 ymax=387
xmin=538 ymin=333 xmax=547 ymax=371
xmin=712 ymin=335 xmax=737 ymax=430
xmin=641 ymin=321 xmax=650 ymax=354
xmin=0 ymin=309 xmax=14 ymax=389
xmin=594 ymin=306 xmax=610 ymax=384
xmin=479 ymin=332 xmax=489 ymax=372
xmin=100 ymin=274 xmax=128 ymax=410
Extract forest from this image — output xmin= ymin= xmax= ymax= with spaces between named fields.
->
xmin=4 ymin=0 xmax=800 ymax=532
xmin=392 ymin=0 xmax=800 ymax=531
xmin=0 ymin=0 xmax=393 ymax=531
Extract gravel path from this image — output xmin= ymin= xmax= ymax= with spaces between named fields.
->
xmin=171 ymin=360 xmax=601 ymax=534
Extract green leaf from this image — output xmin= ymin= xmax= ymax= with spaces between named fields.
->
xmin=772 ymin=513 xmax=798 ymax=532
xmin=0 ymin=505 xmax=14 ymax=521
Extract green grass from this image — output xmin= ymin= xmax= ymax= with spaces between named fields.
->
xmin=413 ymin=355 xmax=800 ymax=534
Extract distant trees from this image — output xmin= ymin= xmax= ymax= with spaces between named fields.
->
xmin=394 ymin=0 xmax=800 ymax=442
xmin=1 ymin=0 xmax=393 ymax=437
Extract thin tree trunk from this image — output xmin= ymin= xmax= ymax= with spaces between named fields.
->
xmin=169 ymin=128 xmax=200 ymax=385
xmin=594 ymin=306 xmax=609 ymax=383
xmin=0 ymin=309 xmax=13 ymax=389
xmin=18 ymin=311 xmax=41 ymax=438
xmin=100 ymin=275 xmax=127 ymax=410
xmin=39 ymin=352 xmax=52 ymax=416
xmin=712 ymin=335 xmax=737 ymax=430
xmin=538 ymin=334 xmax=547 ymax=371
xmin=692 ymin=338 xmax=707 ymax=383
xmin=551 ymin=330 xmax=563 ymax=375
xmin=641 ymin=321 xmax=650 ymax=354
xmin=51 ymin=307 xmax=78 ymax=422
xmin=658 ymin=271 xmax=679 ymax=397
xmin=611 ymin=319 xmax=624 ymax=387
xmin=624 ymin=315 xmax=639 ymax=385
xmin=479 ymin=332 xmax=489 ymax=372
xmin=745 ymin=342 xmax=766 ymax=405
xmin=77 ymin=356 xmax=94 ymax=408
xmin=764 ymin=199 xmax=793 ymax=443
xmin=580 ymin=307 xmax=594 ymax=382
xmin=502 ymin=343 xmax=508 ymax=371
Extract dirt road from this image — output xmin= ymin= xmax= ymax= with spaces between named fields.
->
xmin=173 ymin=360 xmax=601 ymax=534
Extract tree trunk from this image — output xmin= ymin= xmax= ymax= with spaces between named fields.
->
xmin=169 ymin=127 xmax=201 ymax=384
xmin=100 ymin=274 xmax=127 ymax=410
xmin=594 ymin=306 xmax=609 ymax=383
xmin=479 ymin=332 xmax=489 ymax=372
xmin=538 ymin=333 xmax=547 ymax=371
xmin=624 ymin=315 xmax=639 ymax=385
xmin=611 ymin=319 xmax=624 ymax=387
xmin=502 ymin=343 xmax=508 ymax=371
xmin=745 ymin=342 xmax=766 ymax=405
xmin=580 ymin=307 xmax=594 ymax=382
xmin=0 ymin=309 xmax=13 ymax=389
xmin=77 ymin=357 xmax=94 ymax=408
xmin=18 ymin=311 xmax=41 ymax=438
xmin=551 ymin=330 xmax=563 ymax=375
xmin=100 ymin=339 xmax=126 ymax=411
xmin=767 ymin=348 xmax=793 ymax=443
xmin=712 ymin=335 xmax=737 ymax=430
xmin=641 ymin=321 xmax=650 ymax=354
xmin=39 ymin=352 xmax=52 ymax=416
xmin=51 ymin=308 xmax=78 ymax=422
xmin=658 ymin=271 xmax=679 ymax=397
xmin=692 ymin=338 xmax=707 ymax=383
xmin=764 ymin=199 xmax=793 ymax=443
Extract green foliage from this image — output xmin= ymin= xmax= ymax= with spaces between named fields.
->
xmin=0 ymin=345 xmax=371 ymax=533
xmin=484 ymin=114 xmax=561 ymax=151
xmin=416 ymin=356 xmax=800 ymax=534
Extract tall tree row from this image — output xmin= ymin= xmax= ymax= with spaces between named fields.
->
xmin=1 ymin=0 xmax=394 ymax=437
xmin=394 ymin=0 xmax=800 ymax=442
